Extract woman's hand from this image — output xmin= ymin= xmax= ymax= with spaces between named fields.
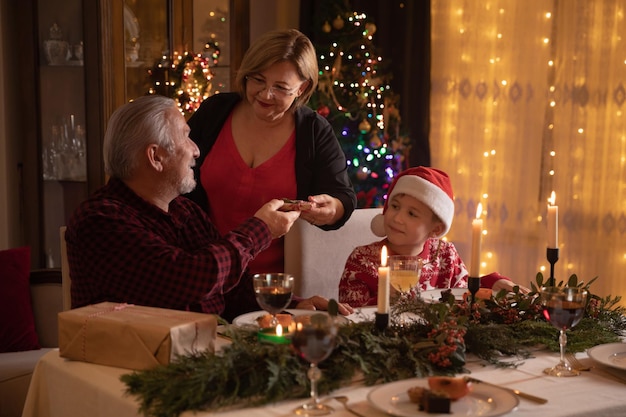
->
xmin=298 ymin=194 xmax=344 ymax=226
xmin=492 ymin=278 xmax=530 ymax=294
xmin=295 ymin=295 xmax=354 ymax=315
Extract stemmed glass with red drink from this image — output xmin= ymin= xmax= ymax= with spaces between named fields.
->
xmin=292 ymin=313 xmax=338 ymax=415
xmin=540 ymin=286 xmax=588 ymax=377
xmin=253 ymin=273 xmax=294 ymax=328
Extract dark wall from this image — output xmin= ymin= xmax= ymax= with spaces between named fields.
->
xmin=300 ymin=0 xmax=431 ymax=167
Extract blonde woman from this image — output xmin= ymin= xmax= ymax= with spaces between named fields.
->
xmin=186 ymin=29 xmax=356 ymax=276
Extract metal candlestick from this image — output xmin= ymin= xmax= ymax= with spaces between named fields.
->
xmin=468 ymin=276 xmax=480 ymax=304
xmin=547 ymin=247 xmax=559 ymax=286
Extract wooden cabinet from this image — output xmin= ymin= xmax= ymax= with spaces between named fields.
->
xmin=16 ymin=0 xmax=248 ymax=268
xmin=35 ymin=1 xmax=88 ymax=267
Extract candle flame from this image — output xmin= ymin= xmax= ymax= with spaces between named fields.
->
xmin=475 ymin=203 xmax=483 ymax=219
xmin=276 ymin=324 xmax=283 ymax=336
xmin=548 ymin=191 xmax=556 ymax=206
xmin=381 ymin=245 xmax=388 ymax=266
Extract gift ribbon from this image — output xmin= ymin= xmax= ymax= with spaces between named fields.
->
xmin=80 ymin=303 xmax=134 ymax=361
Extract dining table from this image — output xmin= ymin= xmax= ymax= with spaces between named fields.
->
xmin=21 ymin=307 xmax=626 ymax=417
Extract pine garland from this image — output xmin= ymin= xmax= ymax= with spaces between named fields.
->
xmin=122 ymin=274 xmax=626 ymax=417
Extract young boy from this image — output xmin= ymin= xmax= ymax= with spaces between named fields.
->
xmin=338 ymin=166 xmax=523 ymax=307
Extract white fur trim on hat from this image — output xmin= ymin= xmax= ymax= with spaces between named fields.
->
xmin=370 ymin=213 xmax=386 ymax=237
xmin=370 ymin=175 xmax=454 ymax=238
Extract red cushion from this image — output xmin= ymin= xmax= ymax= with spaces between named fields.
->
xmin=0 ymin=246 xmax=40 ymax=352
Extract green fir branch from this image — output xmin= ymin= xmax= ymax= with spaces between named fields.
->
xmin=122 ymin=275 xmax=626 ymax=417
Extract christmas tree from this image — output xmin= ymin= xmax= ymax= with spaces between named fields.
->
xmin=308 ymin=6 xmax=411 ymax=208
xmin=148 ymin=50 xmax=218 ymax=119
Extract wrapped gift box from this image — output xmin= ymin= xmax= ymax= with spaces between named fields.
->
xmin=59 ymin=302 xmax=217 ymax=370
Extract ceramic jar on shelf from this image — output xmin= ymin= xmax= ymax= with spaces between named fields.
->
xmin=43 ymin=23 xmax=70 ymax=65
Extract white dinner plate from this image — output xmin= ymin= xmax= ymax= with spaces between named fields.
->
xmin=587 ymin=342 xmax=626 ymax=371
xmin=367 ymin=377 xmax=519 ymax=417
xmin=231 ymin=310 xmax=350 ymax=327
xmin=232 ymin=309 xmax=305 ymax=327
xmin=420 ymin=288 xmax=468 ymax=303
xmin=346 ymin=306 xmax=378 ymax=323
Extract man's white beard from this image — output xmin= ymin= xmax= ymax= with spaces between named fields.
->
xmin=179 ymin=177 xmax=196 ymax=195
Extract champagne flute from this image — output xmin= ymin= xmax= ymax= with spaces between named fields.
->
xmin=540 ymin=286 xmax=588 ymax=377
xmin=253 ymin=273 xmax=294 ymax=328
xmin=292 ymin=313 xmax=338 ymax=416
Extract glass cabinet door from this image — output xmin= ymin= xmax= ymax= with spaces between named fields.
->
xmin=123 ymin=0 xmax=233 ymax=107
xmin=123 ymin=0 xmax=169 ymax=101
xmin=37 ymin=0 xmax=88 ymax=267
xmin=27 ymin=0 xmax=242 ymax=268
xmin=35 ymin=0 xmax=173 ymax=268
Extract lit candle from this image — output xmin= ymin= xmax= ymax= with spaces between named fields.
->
xmin=257 ymin=323 xmax=291 ymax=344
xmin=377 ymin=245 xmax=390 ymax=314
xmin=470 ymin=203 xmax=483 ymax=277
xmin=547 ymin=191 xmax=558 ymax=249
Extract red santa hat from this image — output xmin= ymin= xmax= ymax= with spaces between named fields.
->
xmin=371 ymin=166 xmax=455 ymax=238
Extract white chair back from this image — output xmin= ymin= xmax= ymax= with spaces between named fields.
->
xmin=284 ymin=208 xmax=382 ymax=300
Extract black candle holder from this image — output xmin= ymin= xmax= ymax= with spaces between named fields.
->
xmin=375 ymin=312 xmax=389 ymax=331
xmin=468 ymin=276 xmax=480 ymax=304
xmin=547 ymin=247 xmax=559 ymax=286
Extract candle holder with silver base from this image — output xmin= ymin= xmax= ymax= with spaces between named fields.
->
xmin=546 ymin=248 xmax=559 ymax=287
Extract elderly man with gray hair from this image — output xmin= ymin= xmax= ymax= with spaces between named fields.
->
xmin=65 ymin=95 xmax=351 ymax=321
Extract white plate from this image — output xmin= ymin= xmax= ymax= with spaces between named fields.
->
xmin=232 ymin=309 xmax=305 ymax=327
xmin=587 ymin=342 xmax=626 ymax=371
xmin=231 ymin=310 xmax=350 ymax=327
xmin=420 ymin=288 xmax=468 ymax=303
xmin=346 ymin=306 xmax=378 ymax=323
xmin=367 ymin=377 xmax=519 ymax=417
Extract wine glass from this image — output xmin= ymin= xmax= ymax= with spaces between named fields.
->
xmin=540 ymin=286 xmax=588 ymax=377
xmin=253 ymin=273 xmax=294 ymax=328
xmin=388 ymin=255 xmax=422 ymax=299
xmin=292 ymin=313 xmax=338 ymax=416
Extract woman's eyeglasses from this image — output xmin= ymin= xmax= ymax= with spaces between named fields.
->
xmin=245 ymin=75 xmax=302 ymax=99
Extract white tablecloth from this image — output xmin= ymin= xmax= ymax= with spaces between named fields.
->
xmin=21 ymin=343 xmax=626 ymax=417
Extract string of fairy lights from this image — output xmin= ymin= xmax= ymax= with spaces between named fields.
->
xmin=538 ymin=9 xmax=558 ymax=276
xmin=443 ymin=4 xmax=559 ymax=277
xmin=147 ymin=43 xmax=221 ymax=118
xmin=314 ymin=11 xmax=410 ymax=206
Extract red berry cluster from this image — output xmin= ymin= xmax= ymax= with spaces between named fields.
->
xmin=585 ymin=298 xmax=600 ymax=318
xmin=426 ymin=320 xmax=467 ymax=368
xmin=456 ymin=298 xmax=482 ymax=323
xmin=489 ymin=305 xmax=521 ymax=324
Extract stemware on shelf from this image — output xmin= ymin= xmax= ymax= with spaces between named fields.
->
xmin=42 ymin=117 xmax=87 ymax=181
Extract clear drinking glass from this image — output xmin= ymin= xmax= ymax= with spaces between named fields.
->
xmin=253 ymin=273 xmax=294 ymax=328
xmin=540 ymin=286 xmax=588 ymax=377
xmin=292 ymin=313 xmax=338 ymax=416
xmin=388 ymin=255 xmax=422 ymax=299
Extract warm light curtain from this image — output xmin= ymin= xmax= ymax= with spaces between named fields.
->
xmin=431 ymin=0 xmax=626 ymax=305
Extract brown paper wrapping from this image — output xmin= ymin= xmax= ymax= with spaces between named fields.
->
xmin=58 ymin=302 xmax=217 ymax=370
